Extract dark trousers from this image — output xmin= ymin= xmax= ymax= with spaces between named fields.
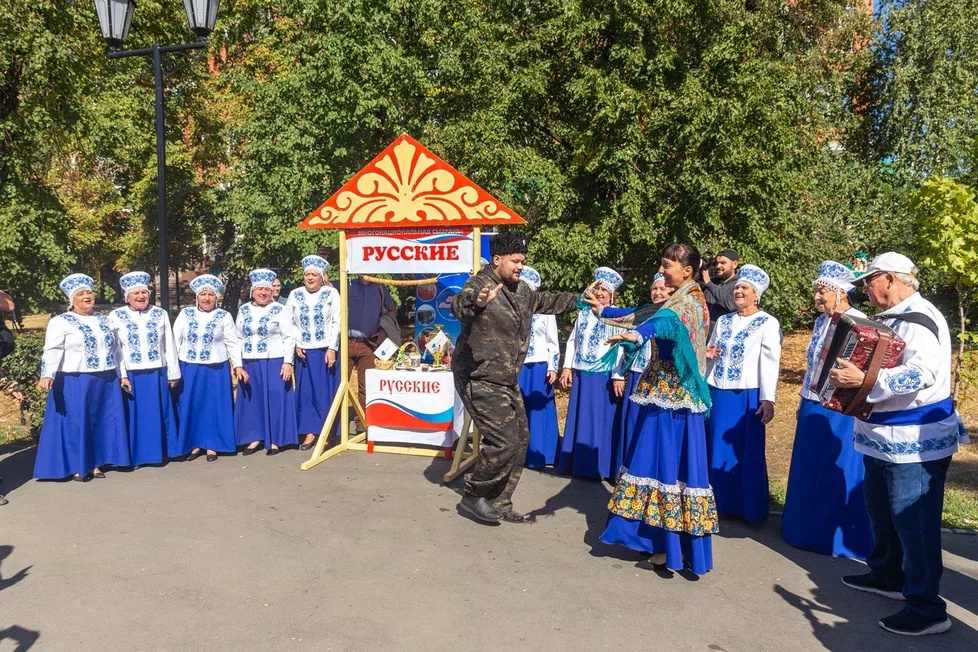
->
xmin=349 ymin=340 xmax=375 ymax=425
xmin=863 ymin=454 xmax=952 ymax=621
xmin=458 ymin=379 xmax=529 ymax=513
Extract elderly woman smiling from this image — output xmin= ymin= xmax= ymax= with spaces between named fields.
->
xmin=109 ymin=271 xmax=181 ymax=466
xmin=705 ymin=264 xmax=782 ymax=524
xmin=781 ymin=261 xmax=872 ymax=559
xmin=35 ymin=274 xmax=130 ymax=481
xmin=172 ymin=274 xmax=247 ymax=462
xmin=235 ymin=268 xmax=299 ymax=455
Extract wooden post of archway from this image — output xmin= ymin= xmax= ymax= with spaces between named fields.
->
xmin=297 ymin=134 xmax=525 ymax=476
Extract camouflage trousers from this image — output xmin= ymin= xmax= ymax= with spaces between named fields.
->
xmin=457 ymin=379 xmax=529 ymax=513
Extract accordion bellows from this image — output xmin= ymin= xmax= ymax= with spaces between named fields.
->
xmin=809 ymin=313 xmax=907 ymax=419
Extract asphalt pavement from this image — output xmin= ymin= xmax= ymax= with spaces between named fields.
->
xmin=1 ymin=444 xmax=976 ymax=651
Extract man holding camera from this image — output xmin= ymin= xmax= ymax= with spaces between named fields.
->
xmin=702 ymin=249 xmax=740 ymax=331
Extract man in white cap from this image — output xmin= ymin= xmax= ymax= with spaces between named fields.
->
xmin=830 ymin=252 xmax=957 ymax=636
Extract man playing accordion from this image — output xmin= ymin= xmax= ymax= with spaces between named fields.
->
xmin=829 ymin=252 xmax=957 ymax=637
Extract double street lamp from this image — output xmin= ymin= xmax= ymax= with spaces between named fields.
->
xmin=93 ymin=0 xmax=221 ymax=312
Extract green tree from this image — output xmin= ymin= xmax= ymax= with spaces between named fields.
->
xmin=912 ymin=176 xmax=978 ymax=399
xmin=865 ymin=0 xmax=978 ymax=179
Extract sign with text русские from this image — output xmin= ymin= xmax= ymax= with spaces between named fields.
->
xmin=346 ymin=229 xmax=474 ymax=274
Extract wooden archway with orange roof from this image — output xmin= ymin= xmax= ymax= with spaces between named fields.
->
xmin=297 ymin=133 xmax=526 ymax=480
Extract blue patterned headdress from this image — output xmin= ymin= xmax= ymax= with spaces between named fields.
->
xmin=190 ymin=274 xmax=224 ymax=296
xmin=652 ymin=272 xmax=665 ymax=285
xmin=594 ymin=266 xmax=623 ymax=292
xmin=119 ymin=271 xmax=151 ymax=299
xmin=249 ymin=268 xmax=276 ymax=290
xmin=60 ymin=273 xmax=94 ymax=302
xmin=736 ymin=265 xmax=770 ymax=299
xmin=302 ymin=255 xmax=330 ymax=279
xmin=520 ymin=266 xmax=542 ymax=291
xmin=813 ymin=260 xmax=855 ymax=293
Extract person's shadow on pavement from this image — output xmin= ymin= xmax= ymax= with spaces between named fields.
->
xmin=0 ymin=545 xmax=32 ymax=592
xmin=0 ymin=624 xmax=40 ymax=651
xmin=0 ymin=443 xmax=36 ymax=501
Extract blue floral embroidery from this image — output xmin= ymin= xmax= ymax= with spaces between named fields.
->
xmin=800 ymin=314 xmax=829 ymax=393
xmin=242 ymin=304 xmax=283 ymax=355
xmin=574 ymin=311 xmax=616 ymax=367
xmin=714 ymin=313 xmax=769 ymax=382
xmin=527 ymin=315 xmax=541 ymax=358
xmin=886 ymin=368 xmax=923 ymax=395
xmin=257 ymin=305 xmax=283 ymax=353
xmin=199 ymin=309 xmax=226 ymax=362
xmin=855 ymin=432 xmax=958 ymax=456
xmin=146 ymin=308 xmax=164 ymax=362
xmin=297 ymin=290 xmax=330 ymax=344
xmin=62 ymin=313 xmax=115 ymax=369
xmin=241 ymin=304 xmax=255 ymax=354
xmin=631 ymin=340 xmax=653 ymax=372
xmin=184 ymin=308 xmax=200 ymax=362
xmin=115 ymin=309 xmax=143 ymax=364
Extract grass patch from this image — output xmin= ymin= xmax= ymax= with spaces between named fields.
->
xmin=943 ymin=488 xmax=978 ymax=531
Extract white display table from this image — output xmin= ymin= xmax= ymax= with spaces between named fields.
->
xmin=364 ymin=369 xmax=467 ymax=448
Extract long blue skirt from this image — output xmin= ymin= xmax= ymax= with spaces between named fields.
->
xmin=124 ymin=367 xmax=178 ymax=465
xmin=235 ymin=357 xmax=299 ymax=450
xmin=781 ymin=398 xmax=873 ymax=559
xmin=611 ymin=371 xmax=643 ymax=476
xmin=174 ymin=361 xmax=236 ymax=454
xmin=707 ymin=387 xmax=769 ymax=523
xmin=295 ymin=348 xmax=339 ymax=435
xmin=600 ymin=403 xmax=716 ymax=575
xmin=34 ymin=370 xmax=130 ymax=479
xmin=519 ymin=362 xmax=560 ymax=468
xmin=556 ymin=370 xmax=619 ymax=479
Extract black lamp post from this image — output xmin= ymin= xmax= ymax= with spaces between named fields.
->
xmin=94 ymin=0 xmax=220 ymax=313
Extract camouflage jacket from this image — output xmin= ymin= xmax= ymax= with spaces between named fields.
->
xmin=451 ymin=266 xmax=578 ymax=386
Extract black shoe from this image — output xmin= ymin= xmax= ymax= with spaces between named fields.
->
xmin=299 ymin=442 xmax=315 ymax=451
xmin=266 ymin=448 xmax=280 ymax=456
xmin=206 ymin=454 xmax=218 ymax=462
xmin=458 ymin=496 xmax=502 ymax=523
xmin=186 ymin=450 xmax=202 ymax=462
xmin=92 ymin=470 xmax=106 ymax=479
xmin=842 ymin=574 xmax=904 ymax=601
xmin=498 ymin=509 xmax=526 ymax=523
xmin=879 ymin=609 xmax=951 ymax=636
xmin=242 ymin=445 xmax=262 ymax=456
xmin=73 ymin=474 xmax=91 ymax=482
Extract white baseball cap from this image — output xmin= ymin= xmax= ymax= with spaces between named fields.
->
xmin=852 ymin=252 xmax=918 ymax=285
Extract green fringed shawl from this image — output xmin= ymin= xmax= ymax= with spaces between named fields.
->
xmin=582 ymin=282 xmax=712 ymax=415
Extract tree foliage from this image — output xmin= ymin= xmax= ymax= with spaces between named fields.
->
xmin=1 ymin=0 xmax=973 ymax=331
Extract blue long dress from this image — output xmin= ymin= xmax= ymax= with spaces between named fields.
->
xmin=781 ymin=311 xmax=872 ymax=558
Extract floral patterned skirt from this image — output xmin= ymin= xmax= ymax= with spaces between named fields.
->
xmin=600 ymin=403 xmax=717 ymax=575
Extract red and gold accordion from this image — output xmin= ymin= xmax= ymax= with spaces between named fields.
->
xmin=809 ymin=313 xmax=906 ymax=419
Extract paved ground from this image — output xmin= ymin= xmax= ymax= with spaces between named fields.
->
xmin=1 ymin=443 xmax=976 ymax=652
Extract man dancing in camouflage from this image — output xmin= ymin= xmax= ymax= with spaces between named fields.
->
xmin=451 ymin=231 xmax=579 ymax=524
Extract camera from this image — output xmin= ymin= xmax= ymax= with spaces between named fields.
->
xmin=700 ymin=251 xmax=717 ymax=277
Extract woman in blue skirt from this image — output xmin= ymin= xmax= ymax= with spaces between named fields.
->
xmin=781 ymin=261 xmax=872 ymax=558
xmin=287 ymin=255 xmax=341 ymax=450
xmin=556 ymin=267 xmax=625 ymax=480
xmin=705 ymin=265 xmax=782 ymax=523
xmin=172 ymin=274 xmax=247 ymax=462
xmin=109 ymin=271 xmax=180 ymax=466
xmin=517 ymin=266 xmax=561 ymax=468
xmin=611 ymin=273 xmax=672 ymax=475
xmin=235 ymin=268 xmax=299 ymax=455
xmin=35 ymin=274 xmax=130 ymax=481
xmin=595 ymin=244 xmax=717 ymax=575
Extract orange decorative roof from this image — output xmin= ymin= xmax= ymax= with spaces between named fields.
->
xmin=299 ymin=134 xmax=526 ymax=230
